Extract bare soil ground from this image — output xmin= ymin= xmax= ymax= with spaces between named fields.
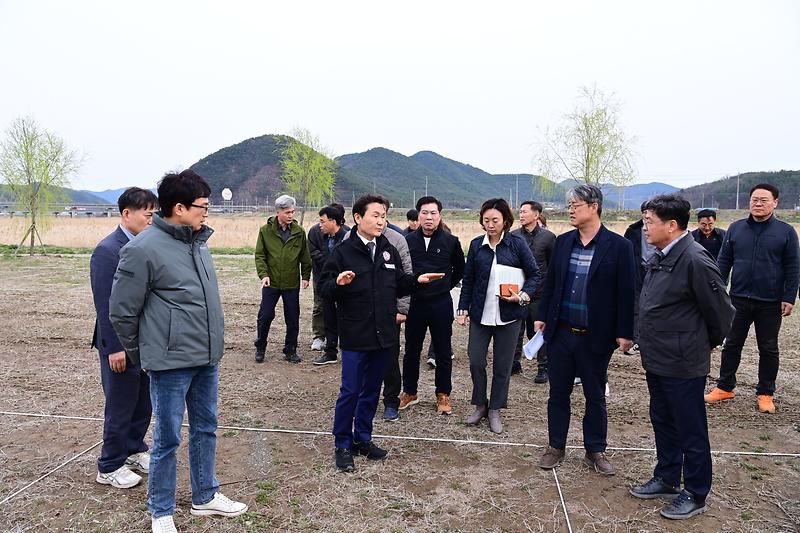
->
xmin=0 ymin=255 xmax=798 ymax=532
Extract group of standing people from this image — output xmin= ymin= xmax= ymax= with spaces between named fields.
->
xmin=90 ymin=169 xmax=798 ymax=530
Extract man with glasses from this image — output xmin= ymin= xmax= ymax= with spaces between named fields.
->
xmin=536 ymin=184 xmax=635 ymax=475
xmin=691 ymin=209 xmax=726 ymax=261
xmin=705 ymin=183 xmax=799 ymax=414
xmin=110 ymin=170 xmax=247 ymax=532
xmin=254 ymin=194 xmax=312 ymax=363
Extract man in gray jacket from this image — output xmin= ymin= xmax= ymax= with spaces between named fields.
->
xmin=110 ymin=170 xmax=247 ymax=533
xmin=631 ymin=194 xmax=734 ymax=520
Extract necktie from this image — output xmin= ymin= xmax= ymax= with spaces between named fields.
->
xmin=367 ymin=241 xmax=376 ymax=262
xmin=327 ymin=236 xmax=334 ymax=253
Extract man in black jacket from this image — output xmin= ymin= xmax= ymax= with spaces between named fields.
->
xmin=319 ymin=195 xmax=442 ymax=473
xmin=690 ymin=209 xmax=726 ymax=260
xmin=399 ymin=196 xmax=465 ymax=415
xmin=631 ymin=194 xmax=734 ymax=520
xmin=705 ymin=183 xmax=799 ymax=414
xmin=309 ymin=204 xmax=348 ymax=365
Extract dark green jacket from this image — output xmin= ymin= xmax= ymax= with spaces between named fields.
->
xmin=255 ymin=216 xmax=312 ymax=289
xmin=109 ymin=215 xmax=225 ymax=371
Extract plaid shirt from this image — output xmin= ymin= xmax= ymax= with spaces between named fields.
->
xmin=558 ymin=233 xmax=597 ymax=328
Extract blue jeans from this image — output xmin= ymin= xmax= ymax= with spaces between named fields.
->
xmin=148 ymin=364 xmax=220 ymax=518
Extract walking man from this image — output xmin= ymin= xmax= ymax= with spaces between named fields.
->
xmin=511 ymin=200 xmax=555 ymax=381
xmin=91 ymin=187 xmax=157 ymax=489
xmin=536 ymin=184 xmax=635 ymax=475
xmin=110 ymin=170 xmax=247 ymax=533
xmin=400 ymin=196 xmax=465 ymax=414
xmin=631 ymin=194 xmax=734 ymax=520
xmin=254 ymin=194 xmax=312 ymax=363
xmin=705 ymin=183 xmax=799 ymax=413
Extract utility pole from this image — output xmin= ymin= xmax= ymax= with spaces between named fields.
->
xmin=515 ymin=175 xmax=519 ymax=207
xmin=425 ymin=176 xmax=428 ymax=196
xmin=735 ymin=174 xmax=740 ymax=210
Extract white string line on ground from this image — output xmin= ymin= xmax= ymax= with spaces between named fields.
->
xmin=0 ymin=440 xmax=103 ymax=506
xmin=551 ymin=468 xmax=574 ymax=533
xmin=2 ymin=410 xmax=799 ymax=458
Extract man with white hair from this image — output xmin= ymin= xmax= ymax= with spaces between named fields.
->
xmin=254 ymin=194 xmax=312 ymax=363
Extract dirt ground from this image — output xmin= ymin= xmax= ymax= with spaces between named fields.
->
xmin=0 ymin=255 xmax=798 ymax=533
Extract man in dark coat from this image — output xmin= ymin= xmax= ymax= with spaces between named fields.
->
xmin=690 ymin=209 xmax=726 ymax=260
xmin=536 ymin=184 xmax=635 ymax=476
xmin=319 ymin=194 xmax=442 ymax=473
xmin=631 ymin=194 xmax=734 ymax=520
xmin=90 ymin=187 xmax=157 ymax=490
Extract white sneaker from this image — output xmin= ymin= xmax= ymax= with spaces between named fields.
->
xmin=605 ymin=382 xmax=610 ymax=397
xmin=426 ymin=357 xmax=437 ymax=368
xmin=152 ymin=515 xmax=178 ymax=533
xmin=310 ymin=337 xmax=324 ymax=351
xmin=574 ymin=377 xmax=582 ymax=385
xmin=96 ymin=465 xmax=142 ymax=489
xmin=190 ymin=492 xmax=248 ymax=517
xmin=126 ymin=451 xmax=151 ymax=474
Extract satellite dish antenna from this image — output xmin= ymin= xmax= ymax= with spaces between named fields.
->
xmin=221 ymin=188 xmax=233 ymax=201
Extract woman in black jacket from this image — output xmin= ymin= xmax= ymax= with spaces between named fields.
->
xmin=457 ymin=198 xmax=541 ymax=433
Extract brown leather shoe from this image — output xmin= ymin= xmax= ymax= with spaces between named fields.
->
xmin=704 ymin=387 xmax=734 ymax=403
xmin=398 ymin=392 xmax=419 ymax=411
xmin=539 ymin=446 xmax=565 ymax=469
xmin=584 ymin=452 xmax=615 ymax=475
xmin=757 ymin=394 xmax=776 ymax=413
xmin=436 ymin=393 xmax=453 ymax=415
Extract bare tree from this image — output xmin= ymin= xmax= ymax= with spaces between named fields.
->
xmin=536 ymin=86 xmax=636 ymax=205
xmin=280 ymin=128 xmax=337 ymax=225
xmin=0 ymin=116 xmax=80 ymax=255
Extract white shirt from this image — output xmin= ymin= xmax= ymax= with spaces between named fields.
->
xmin=659 ymin=230 xmax=690 ymax=257
xmin=480 ymin=232 xmax=513 ymax=326
xmin=119 ymin=224 xmax=135 ymax=242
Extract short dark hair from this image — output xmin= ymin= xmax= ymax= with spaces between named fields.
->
xmin=749 ymin=183 xmax=779 ymax=199
xmin=416 ymin=196 xmax=442 ymax=213
xmin=697 ymin=209 xmax=717 ymax=221
xmin=520 ymin=200 xmax=543 ymax=213
xmin=352 ymin=194 xmax=387 ymax=219
xmin=405 ymin=209 xmax=418 ymax=221
xmin=479 ymin=198 xmax=514 ymax=232
xmin=319 ymin=204 xmax=345 ymax=226
xmin=157 ymin=170 xmax=212 ymax=217
xmin=644 ymin=194 xmax=691 ymax=231
xmin=118 ymin=187 xmax=158 ymax=214
xmin=640 ymin=200 xmax=649 ymax=213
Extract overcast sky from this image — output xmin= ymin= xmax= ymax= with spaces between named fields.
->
xmin=1 ymin=1 xmax=798 ymax=191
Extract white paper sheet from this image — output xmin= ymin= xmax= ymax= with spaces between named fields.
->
xmin=494 ymin=264 xmax=525 ymax=296
xmin=523 ymin=330 xmax=545 ymax=360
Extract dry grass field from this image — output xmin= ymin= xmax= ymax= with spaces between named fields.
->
xmin=0 ymin=250 xmax=798 ymax=532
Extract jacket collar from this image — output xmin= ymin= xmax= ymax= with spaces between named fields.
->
xmin=268 ymin=216 xmax=301 ymax=235
xmin=654 ymin=232 xmax=693 ymax=269
xmin=746 ymin=214 xmax=775 ymax=227
xmin=152 ymin=214 xmax=213 ymax=244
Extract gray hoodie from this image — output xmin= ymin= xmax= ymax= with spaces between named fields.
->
xmin=109 ymin=214 xmax=225 ymax=371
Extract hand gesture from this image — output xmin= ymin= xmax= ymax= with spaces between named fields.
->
xmin=336 ymin=271 xmax=356 ymax=286
xmin=418 ymin=272 xmax=445 ymax=284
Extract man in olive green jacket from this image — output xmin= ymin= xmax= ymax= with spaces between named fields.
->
xmin=254 ymin=194 xmax=312 ymax=363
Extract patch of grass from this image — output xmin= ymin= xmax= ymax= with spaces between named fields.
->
xmin=758 ymin=434 xmax=771 ymax=441
xmin=255 ymin=479 xmax=278 ymax=505
xmin=739 ymin=460 xmax=761 ymax=472
xmin=0 ymin=243 xmax=94 ymax=254
xmin=210 ymin=246 xmax=255 ymax=255
xmin=741 ymin=511 xmax=754 ymax=520
xmin=233 ymin=511 xmax=272 ymax=531
xmin=222 ymin=430 xmax=239 ymax=438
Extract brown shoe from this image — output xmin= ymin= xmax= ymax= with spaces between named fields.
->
xmin=539 ymin=447 xmax=565 ymax=469
xmin=398 ymin=392 xmax=419 ymax=411
xmin=757 ymin=394 xmax=776 ymax=413
xmin=436 ymin=393 xmax=453 ymax=415
xmin=704 ymin=387 xmax=735 ymax=403
xmin=584 ymin=452 xmax=615 ymax=475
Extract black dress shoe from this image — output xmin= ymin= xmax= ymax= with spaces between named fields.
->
xmin=629 ymin=477 xmax=681 ymax=500
xmin=534 ymin=369 xmax=548 ymax=383
xmin=255 ymin=349 xmax=265 ymax=363
xmin=284 ymin=352 xmax=301 ymax=364
xmin=334 ymin=448 xmax=355 ymax=473
xmin=352 ymin=440 xmax=388 ymax=460
xmin=660 ymin=490 xmax=707 ymax=520
xmin=510 ymin=360 xmax=522 ymax=375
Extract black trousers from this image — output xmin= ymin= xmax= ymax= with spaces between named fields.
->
xmin=255 ymin=287 xmax=300 ymax=354
xmin=513 ymin=298 xmax=547 ymax=371
xmin=403 ymin=295 xmax=454 ymax=396
xmin=98 ymin=353 xmax=151 ymax=473
xmin=547 ymin=326 xmax=612 ymax=452
xmin=382 ymin=325 xmax=402 ymax=409
xmin=718 ymin=296 xmax=782 ymax=396
xmin=646 ymin=372 xmax=712 ymax=501
xmin=322 ymin=296 xmax=339 ymax=358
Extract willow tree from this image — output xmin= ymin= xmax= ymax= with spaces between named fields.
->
xmin=280 ymin=128 xmax=336 ymax=224
xmin=536 ymin=86 xmax=636 ymax=206
xmin=0 ymin=116 xmax=80 ymax=255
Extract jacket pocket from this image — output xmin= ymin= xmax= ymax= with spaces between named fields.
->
xmin=168 ymin=308 xmax=182 ymax=351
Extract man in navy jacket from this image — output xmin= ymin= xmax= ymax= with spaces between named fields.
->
xmin=705 ymin=183 xmax=799 ymax=414
xmin=90 ymin=187 xmax=157 ymax=489
xmin=535 ymin=184 xmax=635 ymax=475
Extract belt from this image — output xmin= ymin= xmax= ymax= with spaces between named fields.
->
xmin=558 ymin=322 xmax=589 ymax=336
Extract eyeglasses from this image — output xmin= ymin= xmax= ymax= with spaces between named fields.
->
xmin=565 ymin=202 xmax=587 ymax=211
xmin=190 ymin=203 xmax=210 ymax=212
xmin=750 ymin=198 xmax=773 ymax=206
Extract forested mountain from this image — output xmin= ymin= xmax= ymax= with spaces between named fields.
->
xmin=0 ymin=185 xmax=106 ymax=206
xmin=679 ymin=171 xmax=800 ymax=209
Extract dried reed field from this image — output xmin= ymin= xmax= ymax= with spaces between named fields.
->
xmin=0 ymin=255 xmax=798 ymax=532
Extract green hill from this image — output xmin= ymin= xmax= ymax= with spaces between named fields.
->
xmin=0 ymin=184 xmax=107 ymax=206
xmin=679 ymin=170 xmax=800 ymax=209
